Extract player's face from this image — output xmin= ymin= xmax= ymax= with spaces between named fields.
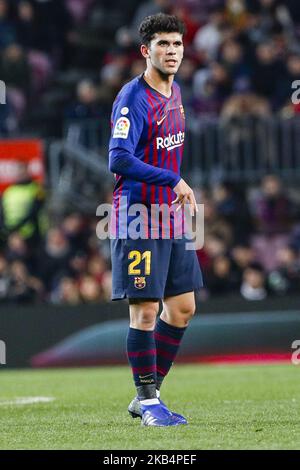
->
xmin=144 ymin=32 xmax=184 ymax=76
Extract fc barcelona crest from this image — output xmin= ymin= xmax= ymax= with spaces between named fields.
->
xmin=134 ymin=277 xmax=146 ymax=289
xmin=180 ymin=105 xmax=185 ymax=119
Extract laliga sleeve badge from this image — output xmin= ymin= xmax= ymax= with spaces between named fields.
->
xmin=113 ymin=116 xmax=130 ymax=139
xmin=134 ymin=277 xmax=146 ymax=289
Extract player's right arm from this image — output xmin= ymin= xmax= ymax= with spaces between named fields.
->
xmin=109 ymin=148 xmax=180 ymax=188
xmin=108 ymin=90 xmax=180 ymax=189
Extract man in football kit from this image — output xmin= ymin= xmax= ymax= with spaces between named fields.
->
xmin=109 ymin=13 xmax=203 ymax=427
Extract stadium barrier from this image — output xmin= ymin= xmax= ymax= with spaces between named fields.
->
xmin=60 ymin=115 xmax=300 ymax=186
xmin=0 ymin=296 xmax=299 ymax=368
xmin=48 ymin=140 xmax=113 ymax=213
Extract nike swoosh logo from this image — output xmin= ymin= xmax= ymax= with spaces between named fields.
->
xmin=139 ymin=374 xmax=153 ymax=379
xmin=157 ymin=115 xmax=168 ymax=126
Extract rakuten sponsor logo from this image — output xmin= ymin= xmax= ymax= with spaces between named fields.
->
xmin=156 ymin=131 xmax=185 ymax=151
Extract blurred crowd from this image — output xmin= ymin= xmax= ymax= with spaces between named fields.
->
xmin=0 ymin=164 xmax=299 ymax=304
xmin=1 ymin=0 xmax=300 ymax=136
xmin=197 ymin=174 xmax=300 ymax=301
xmin=0 ymin=164 xmax=113 ymax=304
xmin=0 ymin=0 xmax=300 ymax=304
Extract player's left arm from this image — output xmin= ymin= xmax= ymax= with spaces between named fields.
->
xmin=172 ymin=178 xmax=198 ymax=216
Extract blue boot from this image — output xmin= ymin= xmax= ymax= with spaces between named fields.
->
xmin=141 ymin=403 xmax=182 ymax=426
xmin=128 ymin=397 xmax=187 ymax=425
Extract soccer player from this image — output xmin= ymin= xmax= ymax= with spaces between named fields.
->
xmin=109 ymin=13 xmax=203 ymax=426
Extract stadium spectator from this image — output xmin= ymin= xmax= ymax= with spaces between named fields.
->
xmin=254 ymin=0 xmax=294 ymax=40
xmin=203 ymin=196 xmax=233 ymax=247
xmin=38 ymin=227 xmax=73 ymax=294
xmin=231 ymin=243 xmax=256 ymax=282
xmin=206 ymin=254 xmax=239 ymax=296
xmin=64 ymin=79 xmax=104 ymax=147
xmin=86 ymin=253 xmax=107 ymax=285
xmin=0 ymin=0 xmax=16 ymax=50
xmin=203 ymin=234 xmax=229 ymax=266
xmin=193 ymin=5 xmax=225 ymax=62
xmin=225 ymin=0 xmax=249 ymax=32
xmin=8 ymin=259 xmax=43 ymax=303
xmin=268 ymin=245 xmax=300 ymax=294
xmin=5 ymin=232 xmax=32 ymax=269
xmin=252 ymin=174 xmax=293 ymax=235
xmin=251 ymin=40 xmax=285 ymax=106
xmin=65 ymin=80 xmax=103 ymax=120
xmin=127 ymin=57 xmax=147 ymax=82
xmin=175 ymin=56 xmax=197 ymax=109
xmin=242 ymin=8 xmax=268 ymax=46
xmin=64 ymin=0 xmax=96 ymax=25
xmin=211 ymin=181 xmax=253 ymax=244
xmin=15 ymin=1 xmax=38 ymax=51
xmin=171 ymin=5 xmax=199 ymax=48
xmin=221 ymin=92 xmax=271 ymax=120
xmin=240 ymin=262 xmax=267 ymax=300
xmin=67 ymin=251 xmax=88 ymax=282
xmin=61 ymin=212 xmax=89 ymax=252
xmin=219 ymin=39 xmax=251 ymax=92
xmin=0 ymin=162 xmax=46 ymax=248
xmin=99 ymin=49 xmax=129 ymax=100
xmin=193 ymin=61 xmax=232 ymax=115
xmin=116 ymin=0 xmax=171 ymax=47
xmin=220 ymin=93 xmax=271 ymax=167
xmin=52 ymin=276 xmax=81 ymax=305
xmin=249 ymin=174 xmax=294 ymax=271
xmin=79 ymin=274 xmax=102 ymax=303
xmin=0 ymin=43 xmax=31 ymax=97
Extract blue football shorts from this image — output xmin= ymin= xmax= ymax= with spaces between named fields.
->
xmin=111 ymin=237 xmax=203 ymax=300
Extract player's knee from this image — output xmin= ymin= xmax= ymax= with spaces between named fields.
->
xmin=163 ymin=299 xmax=196 ymax=327
xmin=179 ymin=301 xmax=196 ymax=325
xmin=136 ymin=308 xmax=158 ymax=330
xmin=130 ymin=302 xmax=159 ymax=330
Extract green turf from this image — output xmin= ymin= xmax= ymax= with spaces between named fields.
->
xmin=0 ymin=363 xmax=299 ymax=450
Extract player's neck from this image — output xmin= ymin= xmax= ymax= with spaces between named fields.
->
xmin=143 ymin=70 xmax=173 ymax=98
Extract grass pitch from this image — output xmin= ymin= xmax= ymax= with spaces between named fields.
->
xmin=0 ymin=363 xmax=299 ymax=450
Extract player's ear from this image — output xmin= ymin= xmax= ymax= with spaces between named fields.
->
xmin=140 ymin=44 xmax=150 ymax=59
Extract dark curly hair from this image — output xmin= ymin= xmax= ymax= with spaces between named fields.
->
xmin=139 ymin=13 xmax=186 ymax=46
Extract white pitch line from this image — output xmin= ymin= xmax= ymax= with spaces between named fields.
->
xmin=0 ymin=397 xmax=55 ymax=406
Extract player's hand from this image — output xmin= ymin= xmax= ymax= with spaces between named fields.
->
xmin=172 ymin=178 xmax=198 ymax=216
